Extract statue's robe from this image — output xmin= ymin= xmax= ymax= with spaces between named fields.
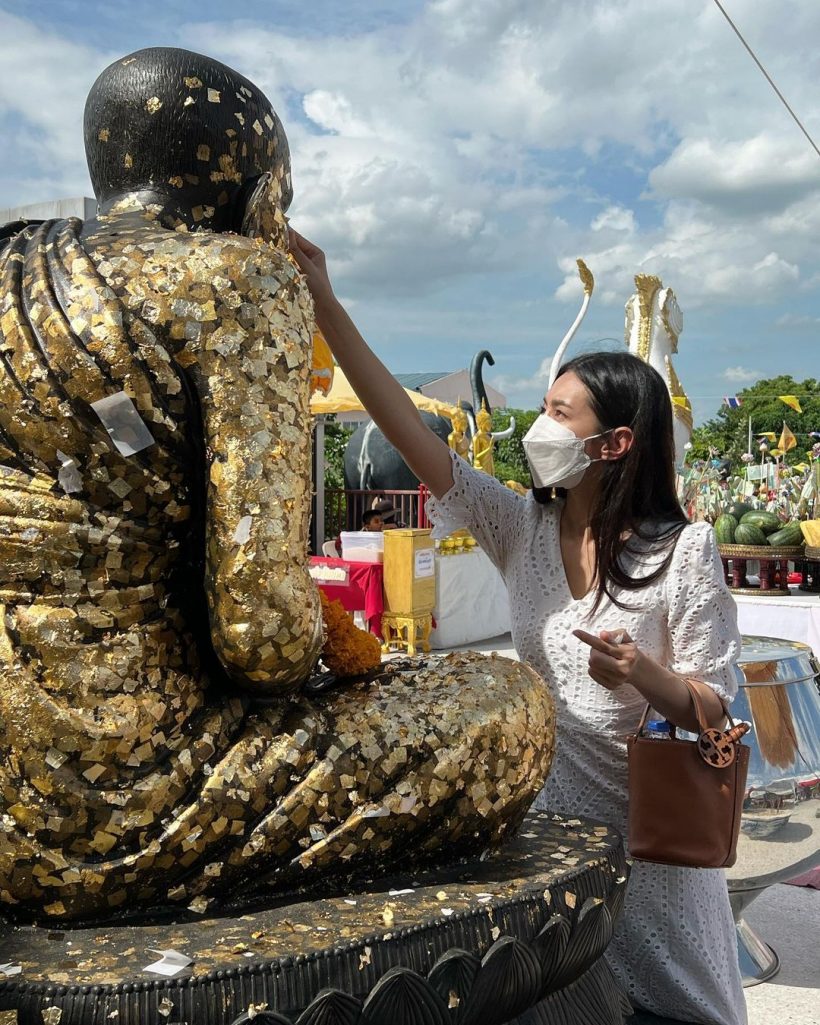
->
xmin=0 ymin=216 xmax=553 ymax=920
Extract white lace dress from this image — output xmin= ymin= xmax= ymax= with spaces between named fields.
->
xmin=427 ymin=453 xmax=747 ymax=1025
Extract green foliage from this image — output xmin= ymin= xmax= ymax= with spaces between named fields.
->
xmin=491 ymin=407 xmax=539 ymax=485
xmin=322 ymin=417 xmax=352 ymax=489
xmin=691 ymin=375 xmax=820 ymax=466
xmin=321 ymin=417 xmax=354 ymax=539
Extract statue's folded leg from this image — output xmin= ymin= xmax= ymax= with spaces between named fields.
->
xmin=214 ymin=651 xmax=555 ymax=899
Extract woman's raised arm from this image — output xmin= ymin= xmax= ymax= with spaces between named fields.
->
xmin=289 ymin=230 xmax=455 ymax=499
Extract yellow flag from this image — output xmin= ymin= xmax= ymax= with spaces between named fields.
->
xmin=778 ymin=395 xmax=802 ymax=413
xmin=778 ymin=422 xmax=797 ymax=452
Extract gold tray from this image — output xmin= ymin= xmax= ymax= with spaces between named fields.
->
xmin=717 ymin=543 xmax=804 ymax=560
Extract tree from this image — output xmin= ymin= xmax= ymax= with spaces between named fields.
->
xmin=321 ymin=417 xmax=354 ymax=539
xmin=491 ymin=408 xmax=539 ymax=485
xmin=691 ymin=376 xmax=820 ymax=466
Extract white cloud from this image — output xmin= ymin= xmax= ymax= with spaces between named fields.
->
xmin=1 ymin=0 xmax=819 ymax=419
xmin=722 ymin=366 xmax=762 ymax=384
xmin=775 ymin=313 xmax=820 ymax=330
xmin=648 ymin=134 xmax=820 ymax=215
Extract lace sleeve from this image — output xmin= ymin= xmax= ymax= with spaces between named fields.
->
xmin=664 ymin=522 xmax=741 ymax=704
xmin=425 ymin=450 xmax=527 ymax=571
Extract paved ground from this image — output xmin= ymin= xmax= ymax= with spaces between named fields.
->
xmin=743 ymin=883 xmax=819 ymax=1024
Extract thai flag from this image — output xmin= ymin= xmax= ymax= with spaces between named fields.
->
xmin=724 ymin=396 xmax=743 ymax=409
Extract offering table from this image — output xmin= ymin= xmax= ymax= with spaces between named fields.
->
xmin=309 ymin=557 xmax=385 ymax=636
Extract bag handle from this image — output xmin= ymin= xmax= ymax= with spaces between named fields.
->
xmin=635 ymin=677 xmax=737 ymax=736
xmin=634 ymin=678 xmax=748 ymax=769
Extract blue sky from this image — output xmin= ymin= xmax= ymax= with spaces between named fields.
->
xmin=1 ymin=0 xmax=819 ymax=424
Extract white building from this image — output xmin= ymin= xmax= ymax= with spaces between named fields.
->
xmin=1 ymin=197 xmax=96 ymax=224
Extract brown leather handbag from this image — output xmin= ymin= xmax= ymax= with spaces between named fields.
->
xmin=627 ymin=678 xmax=750 ymax=868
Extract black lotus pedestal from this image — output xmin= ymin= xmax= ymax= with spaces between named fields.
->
xmin=0 ymin=811 xmax=631 ymax=1025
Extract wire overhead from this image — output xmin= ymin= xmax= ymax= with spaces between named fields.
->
xmin=712 ymin=0 xmax=820 ymax=162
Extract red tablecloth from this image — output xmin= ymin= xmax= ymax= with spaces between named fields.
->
xmin=309 ymin=557 xmax=384 ymax=637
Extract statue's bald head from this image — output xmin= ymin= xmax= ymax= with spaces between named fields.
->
xmin=84 ymin=47 xmax=292 ymax=219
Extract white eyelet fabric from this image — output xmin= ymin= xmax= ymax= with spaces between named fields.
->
xmin=427 ymin=452 xmax=746 ymax=1025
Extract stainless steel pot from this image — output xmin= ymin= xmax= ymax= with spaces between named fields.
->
xmin=728 ymin=635 xmax=820 ymax=985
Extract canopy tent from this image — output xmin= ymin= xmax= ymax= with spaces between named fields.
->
xmin=309 ymin=369 xmax=457 ymax=552
xmin=310 ymin=367 xmax=458 ymax=420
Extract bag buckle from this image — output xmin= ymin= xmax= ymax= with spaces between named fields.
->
xmin=696 ymin=722 xmax=750 ymax=768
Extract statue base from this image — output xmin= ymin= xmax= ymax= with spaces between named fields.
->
xmin=0 ymin=811 xmax=631 ymax=1025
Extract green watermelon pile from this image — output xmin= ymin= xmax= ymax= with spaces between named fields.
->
xmin=714 ymin=502 xmax=804 ymax=548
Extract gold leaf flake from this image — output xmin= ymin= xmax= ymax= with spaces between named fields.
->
xmin=184 ymin=76 xmax=202 ymax=88
xmin=145 ymin=97 xmax=163 ymax=114
xmin=207 ymin=89 xmax=221 ymax=103
xmin=196 ymin=145 xmax=211 ymax=162
xmin=98 ymin=128 xmax=110 ymax=142
xmin=123 ymin=153 xmax=133 ymax=169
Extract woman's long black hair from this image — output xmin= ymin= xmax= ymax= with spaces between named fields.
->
xmin=533 ymin=351 xmax=688 ymax=613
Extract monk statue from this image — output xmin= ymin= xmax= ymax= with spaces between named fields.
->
xmin=0 ymin=48 xmax=554 ymax=921
xmin=472 ymin=400 xmax=495 ymax=476
xmin=447 ymin=404 xmax=470 ymax=460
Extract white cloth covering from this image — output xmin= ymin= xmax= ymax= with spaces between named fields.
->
xmin=429 ymin=548 xmax=512 ymax=649
xmin=427 ymin=452 xmax=747 ymax=1025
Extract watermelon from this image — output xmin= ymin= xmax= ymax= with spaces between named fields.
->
xmin=728 ymin=501 xmax=754 ymax=520
xmin=767 ymin=522 xmax=804 ymax=547
xmin=714 ymin=514 xmax=738 ymax=544
xmin=735 ymin=523 xmax=768 ymax=546
xmin=740 ymin=511 xmax=782 ymax=535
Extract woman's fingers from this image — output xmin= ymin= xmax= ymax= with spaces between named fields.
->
xmin=288 ymin=227 xmax=323 ymax=261
xmin=288 ymin=227 xmax=335 ymax=303
xmin=573 ymin=629 xmax=621 ymax=658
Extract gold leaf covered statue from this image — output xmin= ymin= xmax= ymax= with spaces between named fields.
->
xmin=472 ymin=399 xmax=495 ymax=476
xmin=447 ymin=403 xmax=471 ymax=460
xmin=0 ymin=48 xmax=554 ymax=921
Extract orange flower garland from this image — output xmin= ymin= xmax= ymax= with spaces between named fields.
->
xmin=319 ymin=591 xmax=382 ymax=676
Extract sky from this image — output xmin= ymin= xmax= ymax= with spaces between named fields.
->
xmin=1 ymin=0 xmax=819 ymax=425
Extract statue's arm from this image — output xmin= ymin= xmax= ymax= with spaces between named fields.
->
xmin=186 ymin=244 xmax=322 ymax=694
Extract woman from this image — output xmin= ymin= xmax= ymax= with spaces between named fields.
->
xmin=290 ymin=230 xmax=746 ymax=1025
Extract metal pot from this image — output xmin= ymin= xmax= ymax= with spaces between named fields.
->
xmin=728 ymin=635 xmax=820 ymax=985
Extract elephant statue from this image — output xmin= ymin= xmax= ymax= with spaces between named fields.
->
xmin=343 ymin=412 xmax=451 ymax=494
xmin=342 ymin=352 xmax=514 ymax=499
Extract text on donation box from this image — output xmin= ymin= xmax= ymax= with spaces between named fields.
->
xmin=415 ymin=549 xmax=435 ymax=579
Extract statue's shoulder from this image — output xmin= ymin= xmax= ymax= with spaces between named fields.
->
xmin=87 ymin=219 xmax=298 ymax=297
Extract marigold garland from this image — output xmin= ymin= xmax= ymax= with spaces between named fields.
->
xmin=319 ymin=591 xmax=382 ymax=676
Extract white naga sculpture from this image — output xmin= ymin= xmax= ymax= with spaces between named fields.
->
xmin=624 ymin=274 xmax=692 ymax=466
xmin=549 ymin=264 xmax=692 ymax=468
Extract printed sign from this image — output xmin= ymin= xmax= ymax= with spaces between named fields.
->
xmin=309 ymin=564 xmax=349 ymax=584
xmin=414 ymin=549 xmax=435 ymax=579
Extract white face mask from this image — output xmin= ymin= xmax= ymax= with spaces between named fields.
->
xmin=522 ymin=414 xmax=607 ymax=489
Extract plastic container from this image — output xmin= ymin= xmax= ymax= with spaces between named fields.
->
xmin=643 ymin=719 xmax=672 ymax=740
xmin=340 ymin=530 xmax=384 ymax=563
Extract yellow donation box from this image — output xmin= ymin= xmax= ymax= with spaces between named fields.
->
xmin=382 ymin=528 xmax=436 ymax=655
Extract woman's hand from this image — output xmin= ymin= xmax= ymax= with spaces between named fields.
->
xmin=573 ymin=627 xmax=726 ymax=731
xmin=288 ymin=228 xmax=336 ymax=310
xmin=573 ymin=629 xmax=645 ymax=691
